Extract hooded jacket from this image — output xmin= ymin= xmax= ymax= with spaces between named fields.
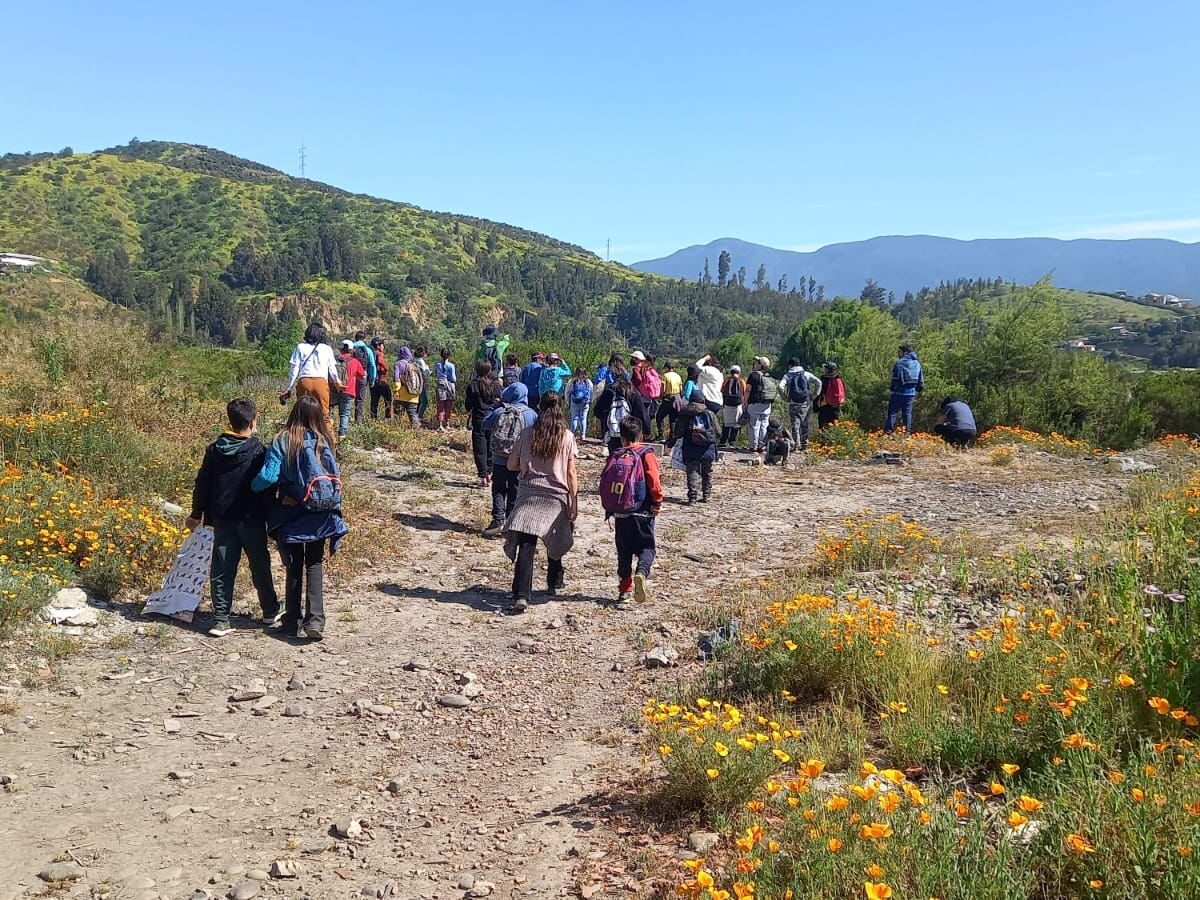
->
xmin=189 ymin=433 xmax=269 ymax=527
xmin=783 ymin=365 xmax=822 ymax=404
xmin=482 ymin=382 xmax=539 ymax=461
xmin=890 ymin=352 xmax=925 ymax=397
xmin=538 ymin=359 xmax=572 ymax=398
xmin=393 ymin=346 xmax=421 ymax=402
xmin=669 ymin=401 xmax=719 ymax=463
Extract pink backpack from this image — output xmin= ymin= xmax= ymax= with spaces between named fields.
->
xmin=599 ymin=446 xmax=650 ymax=516
xmin=639 ymin=367 xmax=663 ymax=400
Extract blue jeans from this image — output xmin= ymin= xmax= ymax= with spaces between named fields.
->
xmin=337 ymin=391 xmax=353 ymax=436
xmin=569 ymin=401 xmax=589 ymax=437
xmin=886 ymin=394 xmax=915 ymax=433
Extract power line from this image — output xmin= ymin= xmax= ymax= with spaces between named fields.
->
xmin=299 ymin=144 xmax=307 ymax=179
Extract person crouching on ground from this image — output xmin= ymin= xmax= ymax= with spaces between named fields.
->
xmin=186 ymin=398 xmax=280 ymax=638
xmin=502 ymin=392 xmax=578 ymax=614
xmin=600 ymin=417 xmax=663 ymax=606
xmin=764 ymin=418 xmax=790 ymax=466
xmin=482 ymin=381 xmax=538 ymax=537
xmin=934 ymin=396 xmax=977 ymax=449
xmin=252 ymin=395 xmax=349 ymax=642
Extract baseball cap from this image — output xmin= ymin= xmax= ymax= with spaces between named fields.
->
xmin=730 ymin=365 xmax=742 ymax=373
xmin=340 ymin=339 xmax=354 ymax=349
xmin=754 ymin=356 xmax=771 ymax=368
xmin=630 ymin=350 xmax=647 ymax=361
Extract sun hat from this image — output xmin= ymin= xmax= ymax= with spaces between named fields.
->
xmin=754 ymin=356 xmax=771 ymax=368
xmin=630 ymin=350 xmax=647 ymax=361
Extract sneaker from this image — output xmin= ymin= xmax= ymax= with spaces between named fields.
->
xmin=482 ymin=519 xmax=504 ymax=538
xmin=261 ymin=611 xmax=283 ymax=627
xmin=207 ymin=621 xmax=234 ymax=638
xmin=701 ymin=494 xmax=711 ymax=503
xmin=614 ymin=591 xmax=633 ymax=605
xmin=507 ymin=596 xmax=529 ymax=614
xmin=303 ymin=624 xmax=324 ymax=642
xmin=633 ymin=573 xmax=650 ymax=603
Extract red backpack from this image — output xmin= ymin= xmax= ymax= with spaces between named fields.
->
xmin=822 ymin=376 xmax=846 ymax=407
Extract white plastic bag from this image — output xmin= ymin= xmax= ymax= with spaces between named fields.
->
xmin=669 ymin=443 xmax=687 ymax=472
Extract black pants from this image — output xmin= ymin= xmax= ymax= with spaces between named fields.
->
xmin=655 ymin=399 xmax=677 ymax=439
xmin=370 ymin=382 xmax=392 ymax=419
xmin=471 ymin=423 xmax=492 ymax=477
xmin=817 ymin=405 xmax=840 ymax=429
xmin=210 ymin=519 xmax=278 ymax=623
xmin=721 ymin=423 xmax=741 ymax=446
xmin=685 ymin=459 xmax=713 ymax=501
xmin=765 ymin=438 xmax=790 ymax=465
xmin=491 ymin=463 xmax=518 ymax=522
xmin=606 ymin=435 xmax=623 ymax=456
xmin=614 ymin=516 xmax=656 ymax=584
xmin=279 ymin=539 xmax=325 ymax=633
xmin=511 ymin=531 xmax=564 ymax=602
xmin=934 ymin=423 xmax=976 ymax=448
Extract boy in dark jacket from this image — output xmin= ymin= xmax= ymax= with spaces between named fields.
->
xmin=764 ymin=418 xmax=790 ymax=466
xmin=185 ymin=398 xmax=279 ymax=637
xmin=668 ymin=399 xmax=719 ymax=504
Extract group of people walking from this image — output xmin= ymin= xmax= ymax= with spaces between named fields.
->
xmin=184 ymin=324 xmax=981 ymax=640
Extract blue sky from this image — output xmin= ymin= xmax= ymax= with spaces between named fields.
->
xmin=7 ymin=0 xmax=1200 ymax=262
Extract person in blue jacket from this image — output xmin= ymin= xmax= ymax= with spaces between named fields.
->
xmin=520 ymin=351 xmax=545 ymax=404
xmin=481 ymin=382 xmax=539 ymax=537
xmin=885 ymin=344 xmax=925 ymax=434
xmin=537 ymin=352 xmax=572 ymax=398
xmin=252 ymin=395 xmax=348 ymax=642
xmin=352 ymin=330 xmax=378 ymax=385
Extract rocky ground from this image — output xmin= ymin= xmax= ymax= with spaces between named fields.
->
xmin=0 ymin=438 xmax=1138 ymax=900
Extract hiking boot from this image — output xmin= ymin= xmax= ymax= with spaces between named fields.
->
xmin=482 ymin=519 xmax=504 ymax=538
xmin=507 ymin=596 xmax=529 ymax=614
xmin=633 ymin=573 xmax=650 ymax=603
xmin=701 ymin=494 xmax=711 ymax=503
xmin=207 ymin=621 xmax=234 ymax=638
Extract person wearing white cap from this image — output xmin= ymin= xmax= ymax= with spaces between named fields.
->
xmin=744 ymin=356 xmax=778 ymax=452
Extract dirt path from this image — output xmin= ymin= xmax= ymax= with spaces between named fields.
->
xmin=0 ymin=441 xmax=1132 ymax=900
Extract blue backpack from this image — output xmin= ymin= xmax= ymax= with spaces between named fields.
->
xmin=284 ymin=433 xmax=343 ymax=511
xmin=570 ymin=380 xmax=590 ymax=404
xmin=896 ymin=356 xmax=922 ymax=387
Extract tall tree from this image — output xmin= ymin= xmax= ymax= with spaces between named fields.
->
xmin=777 ymin=274 xmax=788 ymax=293
xmin=860 ymin=278 xmax=887 ymax=305
xmin=808 ymin=276 xmax=816 ymax=298
xmin=754 ymin=264 xmax=768 ymax=291
xmin=736 ymin=266 xmax=747 ymax=288
xmin=702 ymin=258 xmax=712 ymax=285
xmin=717 ymin=250 xmax=731 ymax=287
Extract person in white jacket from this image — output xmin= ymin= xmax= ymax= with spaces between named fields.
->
xmin=280 ymin=322 xmax=342 ymax=416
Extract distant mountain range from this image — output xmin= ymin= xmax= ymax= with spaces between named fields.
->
xmin=633 ymin=236 xmax=1200 ymax=301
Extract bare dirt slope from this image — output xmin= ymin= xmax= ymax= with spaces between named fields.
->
xmin=0 ymin=443 xmax=1130 ymax=900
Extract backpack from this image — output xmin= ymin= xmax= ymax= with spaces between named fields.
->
xmin=723 ymin=377 xmax=744 ymax=405
xmin=480 ymin=339 xmax=501 ymax=374
xmin=334 ymin=355 xmax=349 ymax=390
xmin=284 ymin=434 xmax=342 ymax=511
xmin=436 ymin=361 xmax=455 ymax=401
xmin=491 ymin=404 xmax=526 ymax=457
xmin=689 ymin=410 xmax=717 ymax=447
xmin=760 ymin=374 xmax=779 ymax=403
xmin=822 ymin=376 xmax=846 ymax=407
xmin=639 ymin=368 xmax=662 ymax=400
xmin=787 ymin=370 xmax=813 ymax=403
xmin=607 ymin=395 xmax=629 ymax=438
xmin=896 ymin=356 xmax=922 ymax=387
xmin=401 ymin=361 xmax=424 ymax=395
xmin=599 ymin=446 xmax=650 ymax=515
xmin=570 ymin=379 xmax=590 ymax=404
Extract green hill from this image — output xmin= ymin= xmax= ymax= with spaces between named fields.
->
xmin=0 ymin=141 xmax=822 ymax=354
